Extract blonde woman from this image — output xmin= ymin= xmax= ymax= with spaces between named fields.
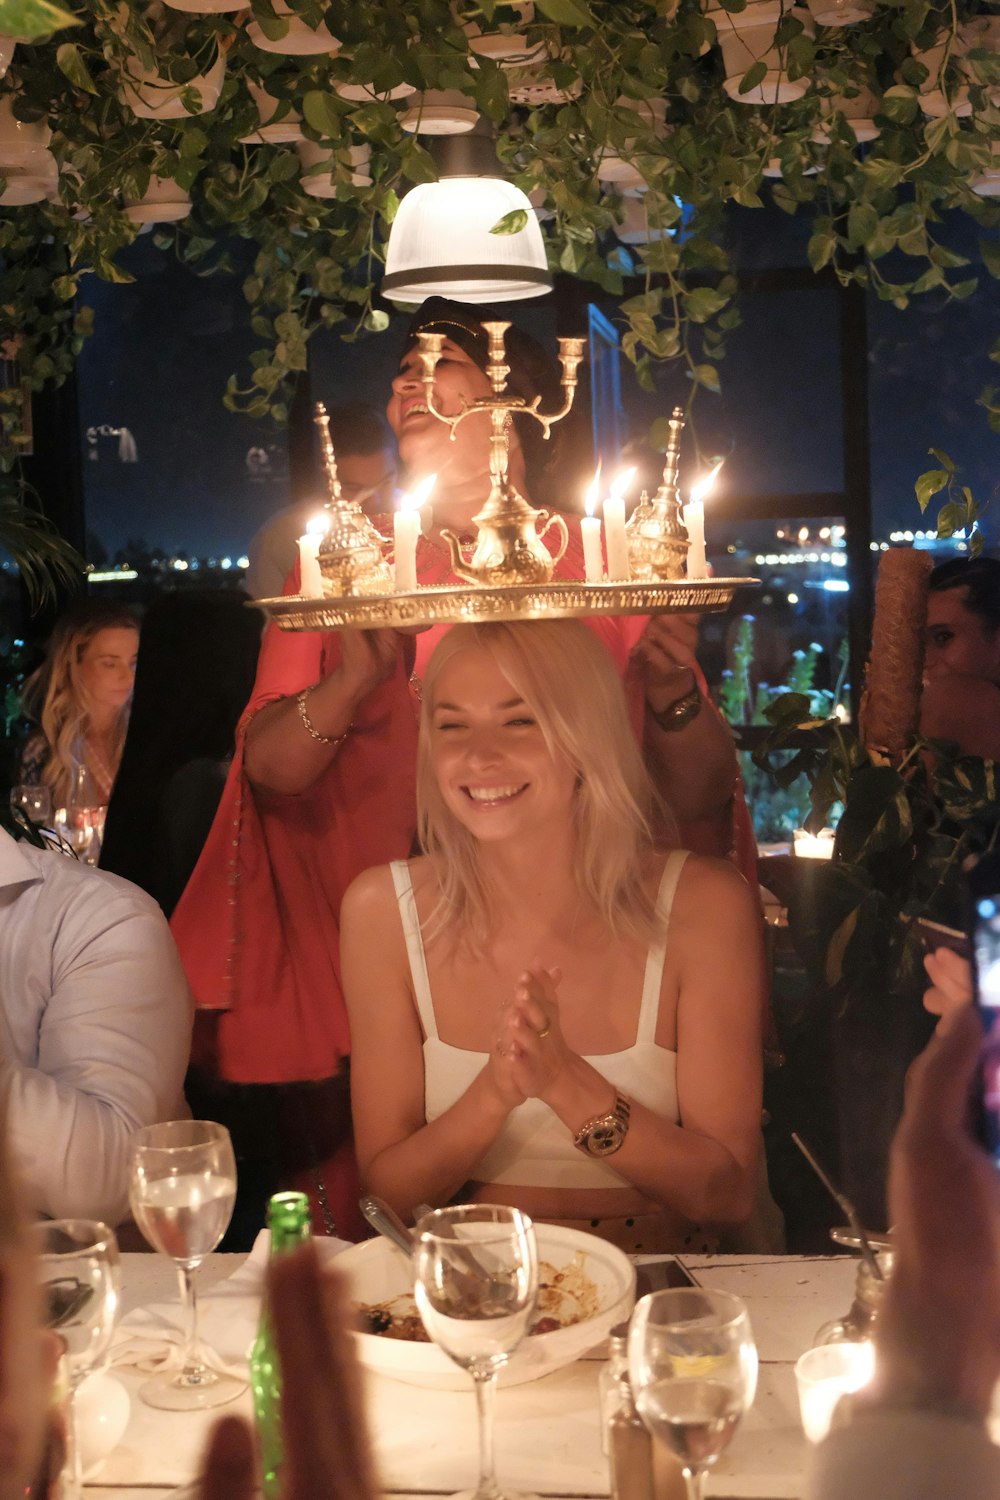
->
xmin=20 ymin=602 xmax=139 ymax=810
xmin=341 ymin=620 xmax=766 ymax=1253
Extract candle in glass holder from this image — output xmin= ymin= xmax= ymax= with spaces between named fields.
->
xmin=394 ymin=473 xmax=436 ymax=592
xmin=683 ymin=459 xmax=723 ymax=579
xmin=793 ymin=827 xmax=836 ymax=860
xmin=603 ymin=467 xmax=635 ymax=582
xmin=795 ymin=1342 xmax=875 ymax=1444
xmin=297 ymin=513 xmax=327 ymax=597
xmin=581 ymin=466 xmax=604 ymax=583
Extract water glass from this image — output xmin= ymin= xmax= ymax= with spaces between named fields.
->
xmin=628 ymin=1288 xmax=758 ymax=1500
xmin=34 ymin=1219 xmax=120 ymax=1500
xmin=10 ymin=784 xmax=53 ymax=825
xmin=127 ymin=1120 xmax=243 ymax=1410
xmin=414 ymin=1204 xmax=538 ymax=1500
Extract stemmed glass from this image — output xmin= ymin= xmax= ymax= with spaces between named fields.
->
xmin=627 ymin=1288 xmax=758 ymax=1500
xmin=127 ymin=1119 xmax=244 ymax=1410
xmin=414 ymin=1205 xmax=539 ymax=1500
xmin=10 ymin=784 xmax=53 ymax=826
xmin=34 ymin=1219 xmax=120 ymax=1500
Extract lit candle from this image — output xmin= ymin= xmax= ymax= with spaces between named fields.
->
xmin=297 ymin=513 xmax=327 ymax=597
xmin=394 ymin=473 xmax=436 ymax=592
xmin=603 ymin=466 xmax=635 ymax=581
xmin=793 ymin=827 xmax=836 ymax=860
xmin=795 ymin=1342 xmax=874 ymax=1444
xmin=683 ymin=459 xmax=723 ymax=580
xmin=581 ymin=465 xmax=604 ymax=583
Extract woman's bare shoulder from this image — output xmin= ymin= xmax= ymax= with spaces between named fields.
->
xmin=341 ymin=857 xmax=436 ymax=927
xmin=664 ymin=850 xmax=756 ymax=911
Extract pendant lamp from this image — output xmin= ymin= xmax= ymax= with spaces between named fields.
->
xmin=381 ymin=127 xmax=551 ymax=304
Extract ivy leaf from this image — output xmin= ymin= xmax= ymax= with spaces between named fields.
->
xmin=490 ymin=208 xmax=528 ymax=235
xmin=915 ymin=468 xmax=949 ymax=511
xmin=737 ymin=60 xmax=767 ymax=96
xmin=936 ymin=501 xmax=966 ymax=538
xmin=928 ymin=448 xmax=956 ymax=472
xmin=0 ymin=0 xmax=78 ymax=39
xmin=689 ymin=362 xmax=720 ymax=393
xmin=476 ymin=68 xmax=508 ymax=122
xmin=807 ymin=229 xmax=836 ymax=273
xmin=683 ymin=286 xmax=727 ymax=323
xmin=980 ymin=238 xmax=1000 ymax=280
xmin=56 ymin=42 xmax=96 ymax=93
xmin=532 ymin=0 xmax=595 ymax=25
xmin=302 ymin=90 xmax=342 ymax=140
xmin=846 ymin=201 xmax=878 ymax=251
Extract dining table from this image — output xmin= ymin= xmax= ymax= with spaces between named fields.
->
xmin=88 ymin=1250 xmax=863 ymax=1500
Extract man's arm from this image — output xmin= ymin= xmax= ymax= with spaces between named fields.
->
xmin=2 ymin=875 xmax=192 ymax=1224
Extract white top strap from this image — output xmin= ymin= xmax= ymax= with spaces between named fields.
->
xmin=636 ymin=850 xmax=690 ymax=1044
xmin=390 ymin=860 xmax=438 ymax=1041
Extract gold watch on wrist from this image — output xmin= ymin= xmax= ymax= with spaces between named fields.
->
xmin=572 ymin=1093 xmax=631 ymax=1157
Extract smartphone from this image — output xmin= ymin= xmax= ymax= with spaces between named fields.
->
xmin=915 ymin=916 xmax=972 ymax=962
xmin=966 ymin=852 xmax=1000 ymax=1167
xmin=634 ymin=1258 xmax=697 ymax=1298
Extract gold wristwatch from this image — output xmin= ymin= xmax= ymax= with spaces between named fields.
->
xmin=573 ymin=1093 xmax=631 ymax=1157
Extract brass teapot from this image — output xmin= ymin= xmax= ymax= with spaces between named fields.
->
xmin=625 ymin=406 xmax=690 ymax=583
xmin=312 ymin=404 xmax=393 ymax=597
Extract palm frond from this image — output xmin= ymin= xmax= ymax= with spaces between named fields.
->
xmin=0 ymin=495 xmax=85 ymax=610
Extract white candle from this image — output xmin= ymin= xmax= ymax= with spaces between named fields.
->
xmin=582 ymin=466 xmax=604 ymax=583
xmin=603 ymin=466 xmax=635 ymax=581
xmin=795 ymin=1343 xmax=874 ymax=1444
xmin=683 ymin=459 xmax=723 ymax=580
xmin=297 ymin=513 xmax=327 ymax=597
xmin=793 ymin=827 xmax=836 ymax=860
xmin=394 ymin=473 xmax=436 ymax=593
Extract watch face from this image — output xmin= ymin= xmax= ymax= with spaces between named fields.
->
xmin=588 ymin=1121 xmax=625 ymax=1156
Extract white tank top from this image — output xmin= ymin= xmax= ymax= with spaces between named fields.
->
xmin=390 ymin=852 xmax=688 ymax=1190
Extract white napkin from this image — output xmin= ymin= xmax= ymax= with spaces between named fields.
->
xmin=110 ymin=1231 xmax=354 ymax=1377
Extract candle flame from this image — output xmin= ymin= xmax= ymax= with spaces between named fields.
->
xmin=401 ymin=472 xmax=436 ymax=512
xmin=584 ymin=460 xmax=602 ymax=519
xmin=689 ymin=458 xmax=724 ymax=507
xmin=306 ymin=513 xmax=329 ymax=538
xmin=609 ymin=466 xmax=636 ymax=503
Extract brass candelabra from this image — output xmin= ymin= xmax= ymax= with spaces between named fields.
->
xmin=416 ymin=320 xmax=586 ymax=587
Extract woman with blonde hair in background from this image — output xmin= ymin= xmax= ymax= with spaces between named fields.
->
xmin=19 ymin=600 xmax=139 ymax=810
xmin=342 ymin=619 xmax=769 ymax=1253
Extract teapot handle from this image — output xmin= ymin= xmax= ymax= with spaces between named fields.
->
xmin=536 ymin=511 xmax=569 ymax=568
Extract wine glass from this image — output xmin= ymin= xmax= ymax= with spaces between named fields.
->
xmin=414 ymin=1205 xmax=539 ymax=1500
xmin=10 ymin=784 xmax=53 ymax=825
xmin=34 ymin=1219 xmax=120 ymax=1500
xmin=627 ymin=1288 xmax=758 ymax=1500
xmin=127 ymin=1119 xmax=244 ymax=1410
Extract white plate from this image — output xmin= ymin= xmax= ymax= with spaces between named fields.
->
xmin=340 ymin=1223 xmax=635 ymax=1390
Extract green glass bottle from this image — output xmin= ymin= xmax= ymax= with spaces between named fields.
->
xmin=250 ymin=1191 xmax=312 ymax=1499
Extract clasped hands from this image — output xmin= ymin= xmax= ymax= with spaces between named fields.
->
xmin=489 ymin=966 xmax=571 ymax=1109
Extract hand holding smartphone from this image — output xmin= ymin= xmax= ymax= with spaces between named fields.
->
xmin=965 ymin=852 xmax=1000 ymax=1167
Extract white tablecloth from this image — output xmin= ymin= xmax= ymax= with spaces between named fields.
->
xmin=87 ymin=1252 xmax=860 ymax=1500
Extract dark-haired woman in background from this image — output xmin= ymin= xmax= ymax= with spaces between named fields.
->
xmin=922 ymin=556 xmax=1000 ymax=759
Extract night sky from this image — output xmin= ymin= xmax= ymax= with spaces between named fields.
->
xmin=75 ymin=202 xmax=998 ymax=560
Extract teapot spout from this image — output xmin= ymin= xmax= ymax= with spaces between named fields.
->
xmin=440 ymin=529 xmax=479 ymax=584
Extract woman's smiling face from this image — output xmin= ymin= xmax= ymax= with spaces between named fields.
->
xmin=428 ymin=645 xmax=576 ymax=843
xmin=387 ymin=337 xmax=515 ymax=488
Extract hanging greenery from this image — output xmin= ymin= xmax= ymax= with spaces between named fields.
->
xmin=0 ymin=0 xmax=997 ymax=519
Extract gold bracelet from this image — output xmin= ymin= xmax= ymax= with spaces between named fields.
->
xmin=296 ymin=686 xmax=350 ymax=749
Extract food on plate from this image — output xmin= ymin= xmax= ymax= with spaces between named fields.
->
xmin=357 ymin=1253 xmax=600 ymax=1340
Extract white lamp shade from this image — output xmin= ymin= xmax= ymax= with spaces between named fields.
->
xmin=382 ymin=176 xmax=551 ymax=304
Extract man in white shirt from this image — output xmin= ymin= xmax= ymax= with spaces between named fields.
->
xmin=245 ymin=403 xmax=397 ymax=601
xmin=0 ymin=826 xmax=192 ymax=1226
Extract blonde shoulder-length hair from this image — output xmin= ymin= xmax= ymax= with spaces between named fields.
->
xmin=416 ymin=619 xmax=673 ymax=945
xmin=20 ymin=602 xmax=138 ymax=805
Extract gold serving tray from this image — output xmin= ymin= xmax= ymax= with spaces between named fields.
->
xmin=256 ymin=576 xmax=760 ymax=631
